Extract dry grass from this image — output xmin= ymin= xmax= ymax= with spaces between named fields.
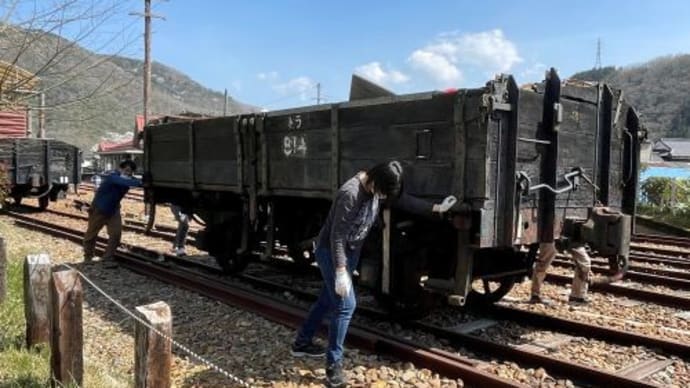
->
xmin=0 ymin=219 xmax=128 ymax=387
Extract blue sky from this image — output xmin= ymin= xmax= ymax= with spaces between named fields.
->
xmin=12 ymin=1 xmax=690 ymax=110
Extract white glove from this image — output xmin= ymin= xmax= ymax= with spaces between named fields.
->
xmin=434 ymin=195 xmax=457 ymax=213
xmin=335 ymin=267 xmax=352 ymax=297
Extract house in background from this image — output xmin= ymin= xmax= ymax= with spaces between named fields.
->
xmin=651 ymin=138 xmax=690 ymax=162
xmin=93 ymin=113 xmax=203 ymax=174
xmin=93 ymin=114 xmax=152 ymax=173
xmin=0 ymin=60 xmax=43 ymax=138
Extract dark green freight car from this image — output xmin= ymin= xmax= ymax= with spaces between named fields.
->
xmin=143 ymin=69 xmax=643 ymax=314
xmin=0 ymin=138 xmax=81 ymax=209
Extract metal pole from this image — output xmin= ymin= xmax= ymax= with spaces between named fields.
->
xmin=223 ymin=88 xmax=228 ymax=116
xmin=38 ymin=93 xmax=45 ymax=138
xmin=316 ymin=82 xmax=321 ymax=104
xmin=143 ymin=0 xmax=151 ymax=126
xmin=25 ymin=106 xmax=32 ymax=137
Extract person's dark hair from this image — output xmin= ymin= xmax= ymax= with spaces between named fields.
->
xmin=119 ymin=160 xmax=137 ymax=171
xmin=366 ymin=161 xmax=403 ymax=197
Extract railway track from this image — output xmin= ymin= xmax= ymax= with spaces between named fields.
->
xmin=634 ymin=233 xmax=690 ymax=249
xmin=20 ymin=203 xmax=690 ymax=308
xmin=5 ymin=210 xmax=688 ymax=387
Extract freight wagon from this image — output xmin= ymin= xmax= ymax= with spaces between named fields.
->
xmin=143 ymin=69 xmax=643 ymax=311
xmin=0 ymin=138 xmax=81 ymax=209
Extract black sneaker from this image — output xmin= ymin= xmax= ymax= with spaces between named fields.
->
xmin=326 ymin=361 xmax=346 ymax=387
xmin=568 ymin=296 xmax=590 ymax=305
xmin=290 ymin=341 xmax=325 ymax=358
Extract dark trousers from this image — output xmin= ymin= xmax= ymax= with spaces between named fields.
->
xmin=83 ymin=208 xmax=122 ymax=259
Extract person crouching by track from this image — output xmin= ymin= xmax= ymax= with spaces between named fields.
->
xmin=83 ymin=160 xmax=142 ymax=268
xmin=529 ymin=241 xmax=592 ymax=305
xmin=290 ymin=160 xmax=457 ymax=387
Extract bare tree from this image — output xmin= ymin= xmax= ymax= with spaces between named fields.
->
xmin=0 ymin=0 xmax=143 ymax=139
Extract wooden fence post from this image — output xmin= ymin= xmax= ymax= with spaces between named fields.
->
xmin=50 ymin=269 xmax=83 ymax=387
xmin=23 ymin=253 xmax=51 ymax=347
xmin=0 ymin=237 xmax=7 ymax=304
xmin=135 ymin=301 xmax=172 ymax=388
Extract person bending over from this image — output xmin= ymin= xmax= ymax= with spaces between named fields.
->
xmin=290 ymin=161 xmax=456 ymax=387
xmin=83 ymin=160 xmax=142 ymax=267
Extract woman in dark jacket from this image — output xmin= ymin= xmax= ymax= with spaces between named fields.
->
xmin=290 ymin=160 xmax=456 ymax=387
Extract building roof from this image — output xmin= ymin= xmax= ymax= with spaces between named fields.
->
xmin=652 ymin=138 xmax=690 ymax=161
xmin=0 ymin=60 xmax=39 ymax=92
xmin=97 ymin=139 xmax=139 ymax=154
xmin=0 ymin=110 xmax=26 ymax=137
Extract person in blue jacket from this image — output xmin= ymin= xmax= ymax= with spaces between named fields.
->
xmin=83 ymin=160 xmax=142 ymax=266
xmin=290 ymin=160 xmax=457 ymax=387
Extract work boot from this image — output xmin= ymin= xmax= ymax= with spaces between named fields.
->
xmin=529 ymin=294 xmax=553 ymax=306
xmin=326 ymin=361 xmax=346 ymax=387
xmin=290 ymin=341 xmax=325 ymax=358
xmin=568 ymin=296 xmax=590 ymax=305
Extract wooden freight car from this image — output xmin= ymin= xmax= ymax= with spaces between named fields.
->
xmin=0 ymin=138 xmax=81 ymax=209
xmin=143 ymin=69 xmax=643 ymax=310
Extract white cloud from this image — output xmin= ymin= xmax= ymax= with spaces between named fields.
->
xmin=354 ymin=62 xmax=409 ymax=85
xmin=257 ymin=71 xmax=279 ymax=81
xmin=273 ymin=76 xmax=316 ymax=101
xmin=408 ymin=29 xmax=521 ymax=85
xmin=408 ymin=50 xmax=462 ymax=84
xmin=519 ymin=62 xmax=548 ymax=82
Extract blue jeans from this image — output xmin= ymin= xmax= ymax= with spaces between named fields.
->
xmin=294 ymin=246 xmax=357 ymax=365
xmin=170 ymin=205 xmax=189 ymax=249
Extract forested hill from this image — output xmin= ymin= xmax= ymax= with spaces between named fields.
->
xmin=571 ymin=55 xmax=690 ymax=141
xmin=0 ymin=25 xmax=254 ymax=151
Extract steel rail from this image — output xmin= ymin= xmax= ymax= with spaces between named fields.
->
xmin=5 ymin=212 xmax=673 ymax=387
xmin=8 ymin=214 xmax=524 ymax=388
xmin=545 ymin=273 xmax=690 ymax=309
xmin=551 ymin=258 xmax=690 ymax=290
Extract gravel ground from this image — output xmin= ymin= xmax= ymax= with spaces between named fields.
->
xmin=503 ymin=265 xmax=690 ymax=345
xmin=1 ymin=216 xmax=476 ymax=387
xmin=10 ymin=196 xmax=690 ymax=387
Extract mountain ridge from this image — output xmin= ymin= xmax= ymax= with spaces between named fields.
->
xmin=571 ymin=54 xmax=690 ymax=141
xmin=0 ymin=24 xmax=255 ymax=152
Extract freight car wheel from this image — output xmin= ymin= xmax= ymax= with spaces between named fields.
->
xmin=288 ymin=241 xmax=315 ymax=267
xmin=467 ymin=276 xmax=516 ymax=305
xmin=374 ymin=292 xmax=436 ymax=320
xmin=208 ymin=223 xmax=248 ymax=273
xmin=373 ymin=253 xmax=439 ymax=319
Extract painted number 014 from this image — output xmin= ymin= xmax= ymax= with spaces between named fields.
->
xmin=283 ymin=135 xmax=307 ymax=157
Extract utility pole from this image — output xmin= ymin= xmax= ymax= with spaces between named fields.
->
xmin=144 ymin=0 xmax=151 ymax=126
xmin=38 ymin=93 xmax=45 ymax=138
xmin=131 ymin=1 xmax=165 ymax=129
xmin=595 ymin=38 xmax=602 ymax=70
xmin=223 ymin=88 xmax=228 ymax=116
xmin=316 ymin=82 xmax=321 ymax=104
